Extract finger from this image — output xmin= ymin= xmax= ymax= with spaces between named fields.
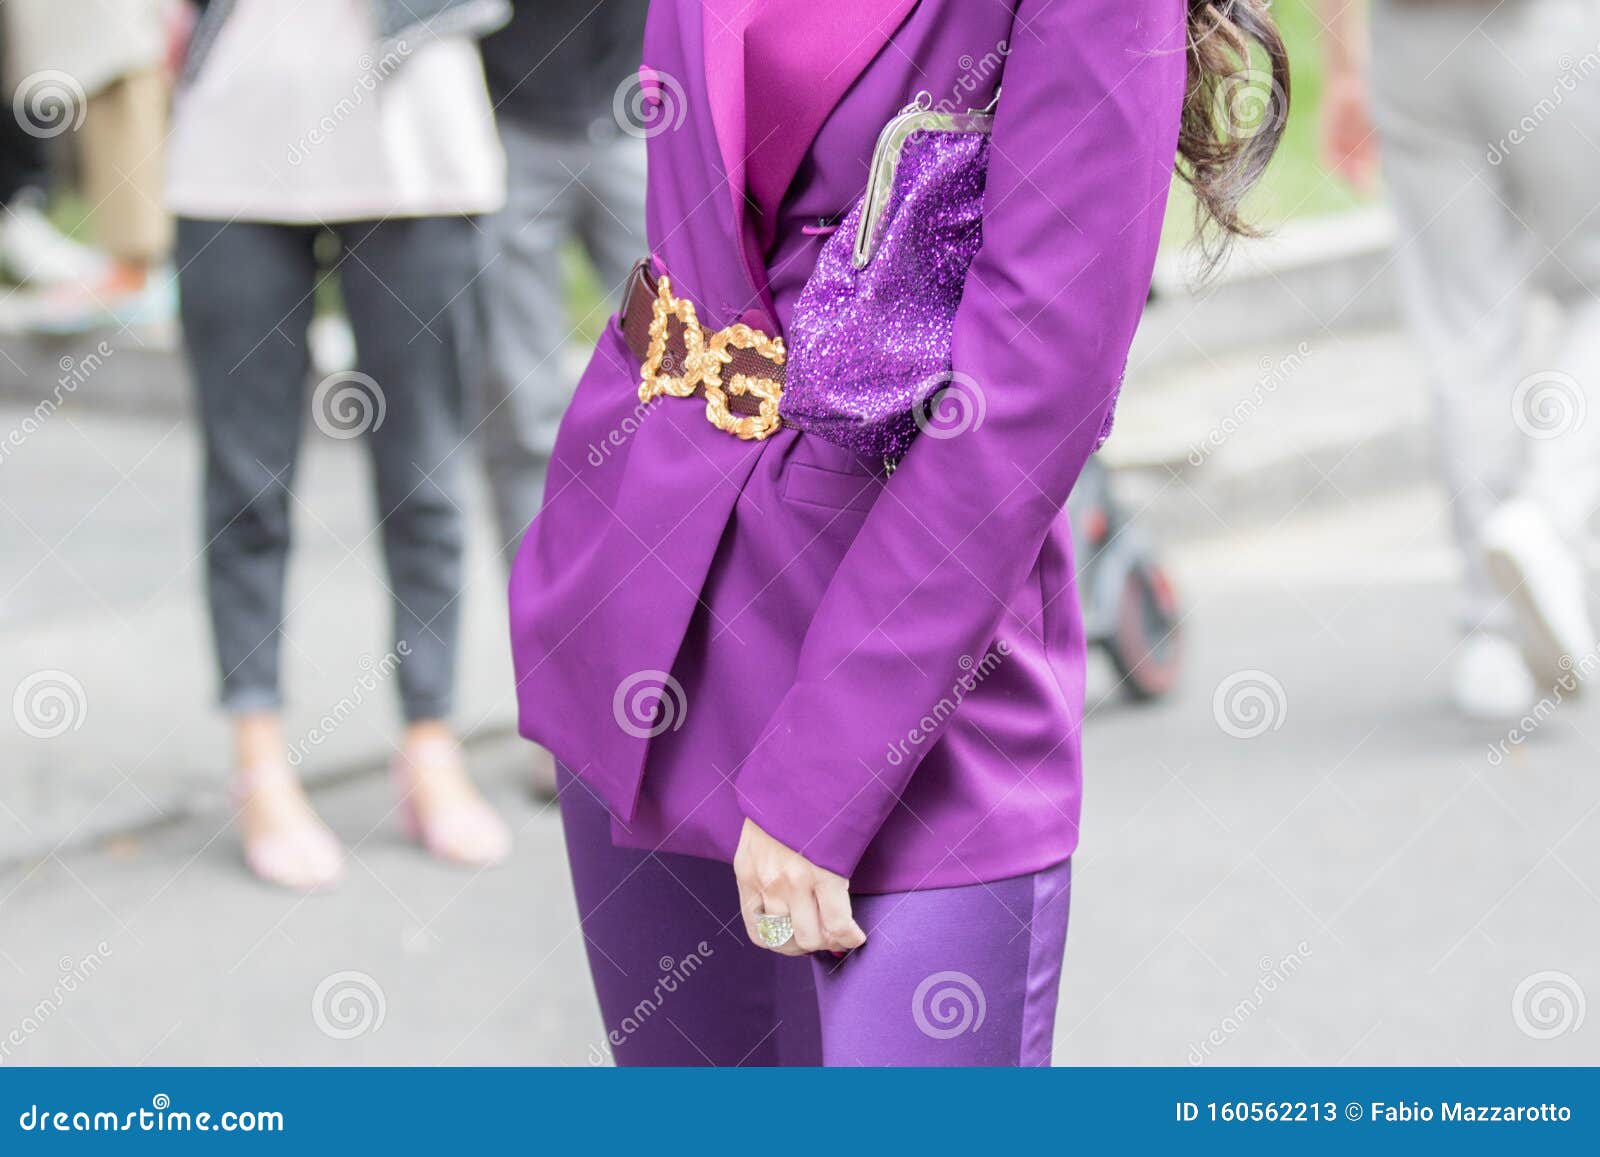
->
xmin=816 ymin=878 xmax=867 ymax=951
xmin=782 ymin=885 xmax=826 ymax=954
xmin=736 ymin=872 xmax=764 ymax=946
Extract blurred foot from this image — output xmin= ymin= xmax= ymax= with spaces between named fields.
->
xmin=1482 ymin=499 xmax=1596 ymax=692
xmin=1452 ymin=631 xmax=1536 ymax=721
xmin=16 ymin=261 xmax=176 ymax=335
xmin=0 ymin=189 xmax=110 ymax=287
xmin=233 ymin=762 xmax=346 ymax=893
xmin=393 ymin=734 xmax=512 ymax=868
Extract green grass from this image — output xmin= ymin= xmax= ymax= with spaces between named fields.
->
xmin=1162 ymin=0 xmax=1371 ymax=246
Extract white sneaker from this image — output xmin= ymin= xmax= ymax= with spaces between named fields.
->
xmin=1481 ymin=499 xmax=1596 ymax=692
xmin=1452 ymin=631 xmax=1536 ymax=721
xmin=14 ymin=267 xmax=178 ymax=336
xmin=0 ymin=189 xmax=110 ymax=287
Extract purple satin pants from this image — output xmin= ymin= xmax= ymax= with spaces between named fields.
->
xmin=558 ymin=769 xmax=1072 ymax=1066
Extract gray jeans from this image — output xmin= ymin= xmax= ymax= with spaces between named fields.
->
xmin=177 ymin=216 xmax=478 ymax=721
xmin=1373 ymin=0 xmax=1600 ymax=631
xmin=472 ymin=121 xmax=648 ymax=557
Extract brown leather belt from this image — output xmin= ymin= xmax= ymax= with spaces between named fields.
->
xmin=620 ymin=258 xmax=793 ymax=441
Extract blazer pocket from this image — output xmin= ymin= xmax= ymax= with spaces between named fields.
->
xmin=781 ymin=462 xmax=884 ymax=513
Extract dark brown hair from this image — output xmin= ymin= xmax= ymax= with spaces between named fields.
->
xmin=1178 ymin=0 xmax=1292 ymax=272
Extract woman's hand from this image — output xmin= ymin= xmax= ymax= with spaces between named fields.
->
xmin=1320 ymin=64 xmax=1379 ymax=193
xmin=734 ymin=818 xmax=867 ymax=955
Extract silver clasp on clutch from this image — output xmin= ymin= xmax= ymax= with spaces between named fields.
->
xmin=851 ymin=90 xmax=998 ymax=270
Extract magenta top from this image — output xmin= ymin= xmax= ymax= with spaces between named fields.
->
xmin=508 ymin=0 xmax=1185 ymax=893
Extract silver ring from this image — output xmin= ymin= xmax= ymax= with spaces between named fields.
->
xmin=755 ymin=912 xmax=794 ymax=949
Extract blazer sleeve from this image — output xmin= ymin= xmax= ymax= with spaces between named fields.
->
xmin=734 ymin=0 xmax=1186 ymax=877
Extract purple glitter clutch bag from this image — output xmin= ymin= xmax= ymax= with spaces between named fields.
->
xmin=780 ymin=94 xmax=995 ymax=462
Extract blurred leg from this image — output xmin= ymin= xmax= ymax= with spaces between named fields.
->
xmin=177 ymin=216 xmax=344 ymax=891
xmin=810 ymin=860 xmax=1071 ymax=1066
xmin=1371 ymin=0 xmax=1535 ymax=636
xmin=557 ymin=765 xmax=821 ymax=1066
xmin=336 ymin=216 xmax=475 ymax=722
xmin=177 ymin=217 xmax=318 ymax=713
xmin=337 ymin=215 xmax=510 ymax=866
xmin=474 ymin=122 xmax=585 ymax=559
xmin=1484 ymin=0 xmax=1600 ymax=542
xmin=578 ymin=131 xmax=650 ymax=299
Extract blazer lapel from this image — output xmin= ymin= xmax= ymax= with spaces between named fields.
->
xmin=701 ymin=0 xmax=756 ymax=246
xmin=744 ymin=0 xmax=919 ymax=252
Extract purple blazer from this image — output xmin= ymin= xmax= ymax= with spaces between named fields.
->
xmin=509 ymin=0 xmax=1185 ymax=893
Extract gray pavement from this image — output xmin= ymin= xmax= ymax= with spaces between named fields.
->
xmin=3 ymin=474 xmax=1597 ymax=1064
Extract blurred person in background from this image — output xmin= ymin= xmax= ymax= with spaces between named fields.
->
xmin=2 ymin=0 xmax=179 ymax=332
xmin=473 ymin=0 xmax=649 ymax=558
xmin=1321 ymin=0 xmax=1600 ymax=721
xmin=0 ymin=83 xmax=110 ymax=300
xmin=474 ymin=0 xmax=648 ymax=798
xmin=167 ymin=0 xmax=513 ymax=892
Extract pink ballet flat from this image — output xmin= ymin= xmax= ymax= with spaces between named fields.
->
xmin=232 ymin=763 xmax=345 ymax=893
xmin=391 ymin=740 xmax=512 ymax=868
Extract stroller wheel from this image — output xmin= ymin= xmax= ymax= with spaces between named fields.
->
xmin=1108 ymin=562 xmax=1182 ymax=700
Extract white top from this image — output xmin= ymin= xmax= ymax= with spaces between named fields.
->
xmin=165 ymin=0 xmax=505 ymax=223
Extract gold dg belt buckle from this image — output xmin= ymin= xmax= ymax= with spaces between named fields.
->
xmin=636 ymin=274 xmax=787 ymax=441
